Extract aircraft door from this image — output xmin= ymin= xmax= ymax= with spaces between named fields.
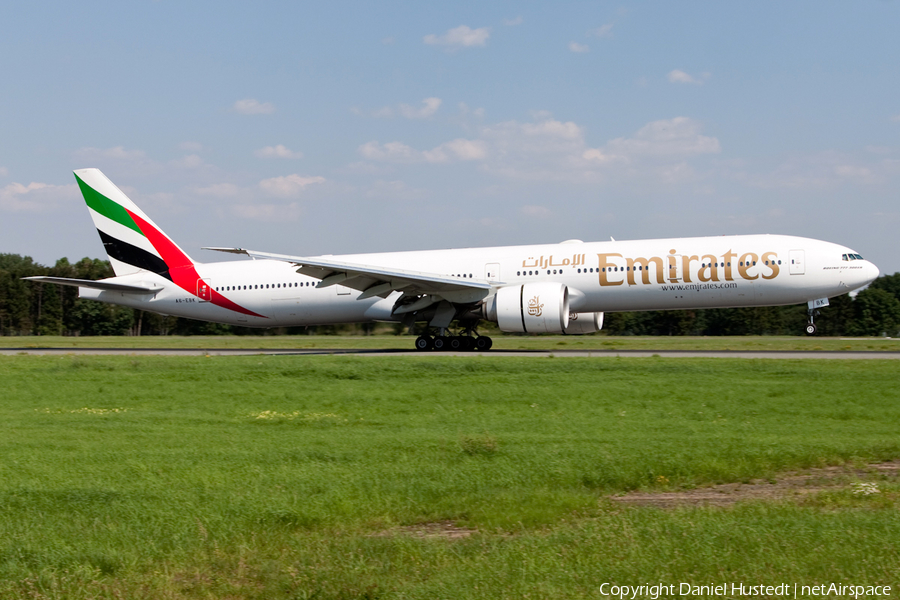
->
xmin=197 ymin=279 xmax=212 ymax=301
xmin=485 ymin=263 xmax=500 ymax=282
xmin=789 ymin=250 xmax=805 ymax=275
xmin=668 ymin=255 xmax=683 ymax=282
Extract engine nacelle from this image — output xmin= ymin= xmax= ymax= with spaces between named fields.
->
xmin=563 ymin=311 xmax=604 ymax=335
xmin=486 ymin=282 xmax=570 ymax=333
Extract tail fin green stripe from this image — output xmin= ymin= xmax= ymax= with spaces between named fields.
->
xmin=75 ymin=173 xmax=144 ymax=236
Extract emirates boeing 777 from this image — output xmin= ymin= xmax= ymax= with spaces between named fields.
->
xmin=26 ymin=168 xmax=880 ymax=350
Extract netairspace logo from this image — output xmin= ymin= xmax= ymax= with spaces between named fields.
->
xmin=599 ymin=583 xmax=892 ymax=599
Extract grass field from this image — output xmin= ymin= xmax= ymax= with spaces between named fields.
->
xmin=1 ymin=355 xmax=899 ymax=598
xmin=1 ymin=334 xmax=899 ymax=352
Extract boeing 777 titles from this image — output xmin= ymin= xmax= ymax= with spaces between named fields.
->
xmin=26 ymin=169 xmax=880 ymax=350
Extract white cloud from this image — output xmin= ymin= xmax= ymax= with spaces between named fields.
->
xmin=399 ymin=97 xmax=442 ymax=119
xmin=459 ymin=102 xmax=485 ymax=119
xmin=170 ymin=154 xmax=205 ymax=169
xmin=0 ymin=182 xmax=76 ymax=212
xmin=76 ymin=146 xmax=146 ymax=161
xmin=581 ymin=148 xmax=619 ymax=164
xmin=356 ymin=113 xmax=722 ymax=187
xmin=179 ymin=141 xmax=203 ymax=152
xmin=521 ymin=205 xmax=552 ymax=218
xmin=359 ymin=141 xmax=417 ymax=162
xmin=255 ymin=145 xmax=304 ymax=159
xmin=233 ymin=98 xmax=275 ymax=115
xmin=753 ymin=152 xmax=884 ymax=189
xmin=602 ymin=117 xmax=721 ymax=158
xmin=364 ymin=180 xmax=428 ymax=201
xmin=233 ymin=202 xmax=302 ymax=222
xmin=423 ymin=139 xmax=489 ymax=163
xmin=424 ymin=25 xmax=490 ymax=48
xmin=503 ymin=16 xmax=523 ymax=26
xmin=478 ymin=114 xmax=722 ymax=183
xmin=667 ymin=69 xmax=710 ymax=85
xmin=569 ymin=42 xmax=589 ymax=53
xmin=520 ymin=119 xmax=583 ymax=139
xmin=359 ymin=139 xmax=487 ymax=163
xmin=590 ymin=24 xmax=614 ymax=38
xmin=358 ymin=97 xmax=442 ymax=120
xmin=834 ymin=165 xmax=874 ymax=182
xmin=259 ymin=174 xmax=326 ymax=197
xmin=194 ymin=183 xmax=240 ymax=197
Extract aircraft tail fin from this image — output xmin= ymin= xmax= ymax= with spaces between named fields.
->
xmin=74 ymin=168 xmax=196 ymax=278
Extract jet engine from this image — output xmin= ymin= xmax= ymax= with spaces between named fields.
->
xmin=484 ymin=282 xmax=570 ymax=333
xmin=563 ymin=311 xmax=604 ymax=334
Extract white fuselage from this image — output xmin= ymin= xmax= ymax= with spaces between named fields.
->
xmin=79 ymin=234 xmax=879 ymax=328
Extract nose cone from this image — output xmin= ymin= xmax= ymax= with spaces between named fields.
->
xmin=865 ymin=260 xmax=880 ymax=285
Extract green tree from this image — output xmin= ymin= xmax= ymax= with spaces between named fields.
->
xmin=67 ymin=299 xmax=135 ymax=336
xmin=871 ymin=272 xmax=900 ymax=303
xmin=0 ymin=254 xmax=43 ymax=335
xmin=847 ymin=288 xmax=900 ymax=336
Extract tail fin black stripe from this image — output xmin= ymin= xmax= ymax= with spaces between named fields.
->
xmin=98 ymin=229 xmax=172 ymax=281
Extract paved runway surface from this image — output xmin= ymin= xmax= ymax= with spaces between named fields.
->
xmin=3 ymin=348 xmax=900 ymax=359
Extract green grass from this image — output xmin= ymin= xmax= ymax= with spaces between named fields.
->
xmin=1 ymin=334 xmax=899 ymax=351
xmin=1 ymin=356 xmax=899 ymax=598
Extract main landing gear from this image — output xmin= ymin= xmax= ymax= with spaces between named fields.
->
xmin=414 ymin=332 xmax=493 ymax=351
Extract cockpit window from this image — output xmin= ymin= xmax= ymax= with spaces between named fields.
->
xmin=843 ymin=253 xmax=865 ymax=261
xmin=842 ymin=254 xmax=848 ymax=261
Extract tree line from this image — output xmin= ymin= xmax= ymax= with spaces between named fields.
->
xmin=2 ymin=253 xmax=899 ymax=337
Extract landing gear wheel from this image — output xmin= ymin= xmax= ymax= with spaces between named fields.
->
xmin=460 ymin=336 xmax=474 ymax=351
xmin=805 ymin=323 xmax=817 ymax=336
xmin=414 ymin=335 xmax=433 ymax=351
xmin=433 ymin=336 xmax=449 ymax=351
xmin=474 ymin=336 xmax=493 ymax=351
xmin=449 ymin=337 xmax=463 ymax=351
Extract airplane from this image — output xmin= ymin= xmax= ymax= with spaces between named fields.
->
xmin=25 ymin=168 xmax=880 ymax=350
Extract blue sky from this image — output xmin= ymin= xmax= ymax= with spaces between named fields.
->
xmin=2 ymin=1 xmax=899 ymax=273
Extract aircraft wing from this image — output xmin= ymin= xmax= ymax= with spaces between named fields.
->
xmin=203 ymin=247 xmax=495 ymax=300
xmin=23 ymin=276 xmax=163 ymax=294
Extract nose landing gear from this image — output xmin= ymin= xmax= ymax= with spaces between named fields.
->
xmin=805 ymin=319 xmax=818 ymax=336
xmin=805 ymin=298 xmax=829 ymax=336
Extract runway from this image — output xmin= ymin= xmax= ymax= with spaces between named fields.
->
xmin=3 ymin=347 xmax=900 ymax=359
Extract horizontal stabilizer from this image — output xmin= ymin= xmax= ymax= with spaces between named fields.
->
xmin=23 ymin=276 xmax=163 ymax=294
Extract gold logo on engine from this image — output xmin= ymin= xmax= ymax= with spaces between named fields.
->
xmin=527 ymin=296 xmax=543 ymax=317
